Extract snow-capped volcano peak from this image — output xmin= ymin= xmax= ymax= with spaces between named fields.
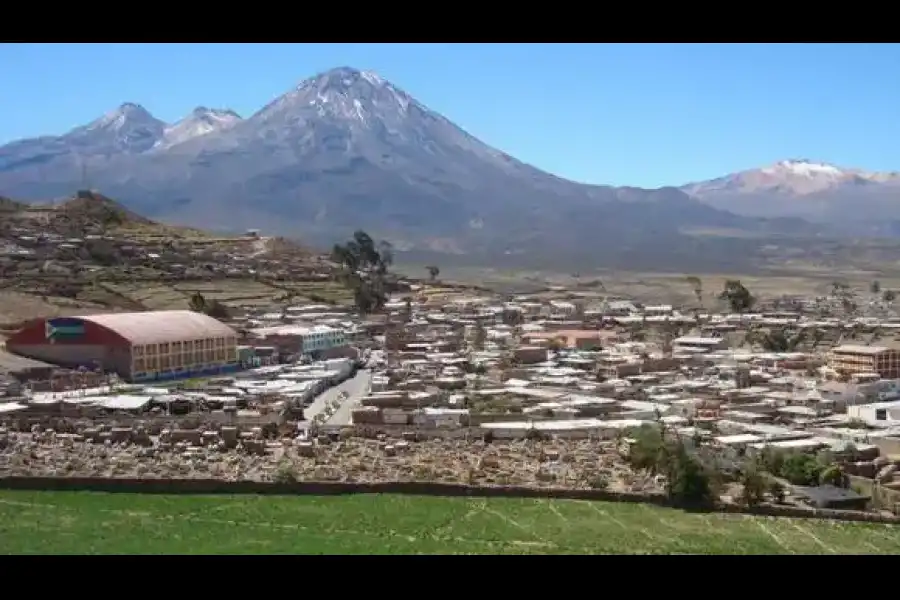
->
xmin=683 ymin=158 xmax=900 ymax=197
xmin=90 ymin=102 xmax=157 ymax=130
xmin=154 ymin=107 xmax=242 ymax=150
xmin=62 ymin=102 xmax=166 ymax=154
xmin=761 ymin=159 xmax=845 ymax=179
xmin=251 ymin=66 xmax=420 ymax=127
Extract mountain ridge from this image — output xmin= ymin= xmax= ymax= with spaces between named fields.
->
xmin=0 ymin=67 xmax=832 ymax=270
xmin=681 ymin=158 xmax=900 ymax=234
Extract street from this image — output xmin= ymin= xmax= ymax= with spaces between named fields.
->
xmin=303 ymin=368 xmax=372 ymax=426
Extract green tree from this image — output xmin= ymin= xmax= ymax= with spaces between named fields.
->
xmin=685 ymin=275 xmax=703 ymax=308
xmin=769 ymin=480 xmax=786 ymax=504
xmin=871 ymin=280 xmax=882 ymax=295
xmin=188 ymin=291 xmax=229 ymax=319
xmin=331 ymin=230 xmax=394 ymax=315
xmin=426 ymin=265 xmax=440 ymax=281
xmin=819 ymin=464 xmax=849 ymax=488
xmin=758 ymin=328 xmax=806 ymax=352
xmin=739 ymin=463 xmax=768 ymax=507
xmin=472 ymin=322 xmax=487 ymax=351
xmin=719 ymin=280 xmax=755 ymax=313
xmin=883 ymin=290 xmax=896 ymax=303
xmin=402 ymin=298 xmax=412 ymax=323
xmin=779 ymin=453 xmax=823 ymax=486
xmin=624 ymin=424 xmax=714 ymax=508
xmin=189 ymin=292 xmax=208 ymax=313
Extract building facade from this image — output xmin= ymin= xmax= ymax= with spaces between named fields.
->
xmin=827 ymin=344 xmax=900 ymax=379
xmin=300 ymin=325 xmax=347 ymax=355
xmin=7 ymin=310 xmax=239 ymax=383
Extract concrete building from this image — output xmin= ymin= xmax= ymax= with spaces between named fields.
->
xmin=6 ymin=310 xmax=239 ymax=383
xmin=672 ymin=336 xmax=729 ymax=354
xmin=249 ymin=324 xmax=348 ymax=357
xmin=828 ymin=345 xmax=900 ymax=379
xmin=300 ymin=325 xmax=347 ymax=355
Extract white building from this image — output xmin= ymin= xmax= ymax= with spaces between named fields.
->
xmin=299 ymin=325 xmax=347 ymax=354
xmin=848 ymin=400 xmax=900 ymax=425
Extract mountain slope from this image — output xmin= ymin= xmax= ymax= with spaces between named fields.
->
xmin=154 ymin=107 xmax=242 ymax=150
xmin=0 ymin=67 xmax=802 ymax=270
xmin=682 ymin=159 xmax=900 ymax=234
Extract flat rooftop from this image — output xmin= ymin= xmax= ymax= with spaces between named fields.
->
xmin=831 ymin=345 xmax=890 ymax=355
xmin=0 ymin=348 xmax=54 ymax=373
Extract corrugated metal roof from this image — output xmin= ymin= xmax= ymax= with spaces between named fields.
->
xmin=78 ymin=310 xmax=236 ymax=346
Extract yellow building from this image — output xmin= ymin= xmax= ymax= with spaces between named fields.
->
xmin=827 ymin=344 xmax=900 ymax=379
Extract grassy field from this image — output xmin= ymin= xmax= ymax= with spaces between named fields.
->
xmin=1 ymin=490 xmax=899 ymax=554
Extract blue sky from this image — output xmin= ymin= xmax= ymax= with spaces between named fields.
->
xmin=1 ymin=43 xmax=898 ymax=187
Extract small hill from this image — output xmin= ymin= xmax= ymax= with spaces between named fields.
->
xmin=56 ymin=190 xmax=155 ymax=228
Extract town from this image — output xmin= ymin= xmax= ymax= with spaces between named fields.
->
xmin=1 ymin=195 xmax=900 ymax=518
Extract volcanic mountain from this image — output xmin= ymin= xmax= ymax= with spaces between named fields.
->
xmin=0 ymin=67 xmax=807 ymax=270
xmin=681 ymin=159 xmax=900 ymax=236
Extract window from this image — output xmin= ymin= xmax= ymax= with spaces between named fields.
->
xmin=876 ymin=409 xmax=887 ymax=421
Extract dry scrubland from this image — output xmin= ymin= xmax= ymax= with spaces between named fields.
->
xmin=0 ymin=280 xmax=353 ymax=322
xmin=432 ymin=266 xmax=900 ymax=306
xmin=2 ymin=490 xmax=899 ymax=554
xmin=0 ymin=291 xmax=116 ymax=324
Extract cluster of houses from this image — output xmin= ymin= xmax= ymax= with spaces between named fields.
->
xmin=335 ymin=287 xmax=900 ymax=499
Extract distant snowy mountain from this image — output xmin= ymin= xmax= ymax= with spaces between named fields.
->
xmin=681 ymin=159 xmax=900 ymax=234
xmin=683 ymin=159 xmax=900 ymax=197
xmin=0 ymin=67 xmax=817 ymax=270
xmin=63 ymin=102 xmax=167 ymax=155
xmin=155 ymin=107 xmax=242 ymax=150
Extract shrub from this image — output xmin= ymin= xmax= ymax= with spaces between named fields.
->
xmin=780 ymin=453 xmax=823 ymax=486
xmin=738 ymin=465 xmax=768 ymax=507
xmin=819 ymin=464 xmax=849 ymax=488
xmin=588 ymin=475 xmax=609 ymax=490
xmin=769 ymin=480 xmax=786 ymax=503
xmin=273 ymin=461 xmax=297 ymax=484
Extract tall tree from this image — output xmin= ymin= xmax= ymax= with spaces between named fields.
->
xmin=719 ymin=280 xmax=755 ymax=313
xmin=426 ymin=265 xmax=440 ymax=281
xmin=331 ymin=230 xmax=394 ymax=315
xmin=472 ymin=322 xmax=487 ymax=351
xmin=188 ymin=291 xmax=229 ymax=319
xmin=685 ymin=276 xmax=703 ymax=308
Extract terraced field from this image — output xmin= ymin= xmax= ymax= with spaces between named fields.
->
xmin=1 ymin=490 xmax=899 ymax=554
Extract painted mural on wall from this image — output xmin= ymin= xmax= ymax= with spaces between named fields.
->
xmin=45 ymin=318 xmax=85 ymax=343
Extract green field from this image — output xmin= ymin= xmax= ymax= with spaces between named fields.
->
xmin=1 ymin=490 xmax=899 ymax=554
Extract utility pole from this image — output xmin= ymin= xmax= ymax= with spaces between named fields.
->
xmin=81 ymin=157 xmax=90 ymax=191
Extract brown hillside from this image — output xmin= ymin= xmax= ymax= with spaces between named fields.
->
xmin=57 ymin=190 xmax=155 ymax=228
